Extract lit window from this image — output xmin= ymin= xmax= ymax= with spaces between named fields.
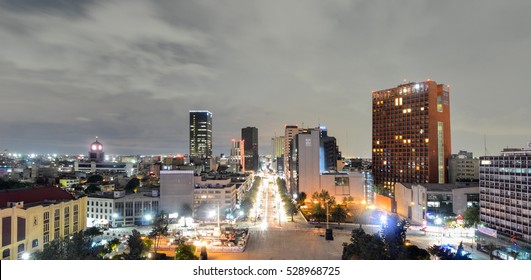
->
xmin=420 ymin=107 xmax=425 ymax=111
xmin=425 ymin=138 xmax=429 ymax=143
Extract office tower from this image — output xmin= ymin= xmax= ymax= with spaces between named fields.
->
xmin=272 ymin=136 xmax=285 ymax=174
xmin=284 ymin=125 xmax=304 ymax=192
xmin=319 ymin=126 xmax=339 ymax=172
xmin=479 ymin=147 xmax=531 ymax=244
xmin=290 ymin=128 xmax=321 ymax=195
xmin=448 ymin=150 xmax=480 ymax=184
xmin=189 ymin=110 xmax=213 ymax=160
xmin=372 ymin=80 xmax=451 ymax=195
xmin=241 ymin=127 xmax=259 ymax=172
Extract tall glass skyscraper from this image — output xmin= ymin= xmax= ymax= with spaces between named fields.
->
xmin=189 ymin=110 xmax=212 ymax=159
xmin=242 ymin=126 xmax=259 ymax=172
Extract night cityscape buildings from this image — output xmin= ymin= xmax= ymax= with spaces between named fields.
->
xmin=189 ymin=110 xmax=213 ymax=161
xmin=241 ymin=127 xmax=259 ymax=172
xmin=372 ymin=80 xmax=452 ymax=196
xmin=479 ymin=146 xmax=531 ymax=250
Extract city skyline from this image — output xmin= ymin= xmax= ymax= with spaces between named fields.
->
xmin=1 ymin=1 xmax=530 ymax=158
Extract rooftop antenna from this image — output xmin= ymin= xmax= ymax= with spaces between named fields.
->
xmin=346 ymin=130 xmax=349 ymax=157
xmin=484 ymin=135 xmax=490 ymax=156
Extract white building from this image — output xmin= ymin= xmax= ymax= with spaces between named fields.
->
xmin=86 ymin=190 xmax=159 ymax=228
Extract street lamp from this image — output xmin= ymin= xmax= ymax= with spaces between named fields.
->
xmin=21 ymin=252 xmax=30 ymax=260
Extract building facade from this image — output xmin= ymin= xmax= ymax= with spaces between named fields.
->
xmin=479 ymin=147 xmax=531 ymax=244
xmin=284 ymin=125 xmax=303 ymax=192
xmin=193 ymin=178 xmax=238 ymax=220
xmin=160 ymin=170 xmax=195 ymax=216
xmin=189 ymin=110 xmax=213 ymax=160
xmin=242 ymin=127 xmax=259 ymax=172
xmin=0 ymin=187 xmax=87 ymax=260
xmin=448 ymin=150 xmax=480 ymax=184
xmin=372 ymin=80 xmax=452 ymax=195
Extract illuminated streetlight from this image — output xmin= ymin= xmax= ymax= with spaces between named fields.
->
xmin=21 ymin=252 xmax=30 ymax=260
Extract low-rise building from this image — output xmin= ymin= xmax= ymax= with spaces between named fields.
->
xmin=0 ymin=187 xmax=87 ymax=260
xmin=394 ymin=183 xmax=479 ymax=225
xmin=86 ymin=189 xmax=159 ymax=228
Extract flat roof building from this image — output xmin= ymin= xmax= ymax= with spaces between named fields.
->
xmin=372 ymin=80 xmax=452 ymax=195
xmin=189 ymin=110 xmax=213 ymax=160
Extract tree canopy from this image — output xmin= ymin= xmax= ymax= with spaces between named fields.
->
xmin=174 ymin=244 xmax=198 ymax=260
xmin=342 ymin=217 xmax=428 ymax=260
xmin=462 ymin=206 xmax=480 ymax=228
xmin=125 ymin=177 xmax=140 ymax=193
xmin=86 ymin=174 xmax=103 ymax=184
xmin=149 ymin=211 xmax=169 ymax=254
xmin=124 ymin=229 xmax=149 ymax=260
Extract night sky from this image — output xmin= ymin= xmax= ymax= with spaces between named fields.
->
xmin=1 ymin=0 xmax=530 ymax=157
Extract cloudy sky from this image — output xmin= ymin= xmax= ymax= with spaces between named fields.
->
xmin=0 ymin=0 xmax=530 ymax=158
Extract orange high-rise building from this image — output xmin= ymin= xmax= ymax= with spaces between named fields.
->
xmin=372 ymin=80 xmax=451 ymax=196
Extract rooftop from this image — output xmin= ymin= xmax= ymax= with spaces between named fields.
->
xmin=0 ymin=186 xmax=76 ymax=209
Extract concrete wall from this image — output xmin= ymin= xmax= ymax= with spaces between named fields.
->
xmin=160 ymin=170 xmax=194 ymax=215
xmin=296 ymin=130 xmax=321 ymax=195
xmin=319 ymin=173 xmax=365 ymax=202
xmin=452 ymin=186 xmax=479 ymax=216
xmin=395 ymin=183 xmax=426 ymax=225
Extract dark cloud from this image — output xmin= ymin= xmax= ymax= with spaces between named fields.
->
xmin=0 ymin=0 xmax=95 ymax=16
xmin=0 ymin=0 xmax=530 ymax=158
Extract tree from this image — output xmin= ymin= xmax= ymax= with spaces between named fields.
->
xmin=311 ymin=191 xmax=319 ymax=203
xmin=311 ymin=203 xmax=326 ymax=223
xmin=85 ymin=184 xmax=100 ymax=194
xmin=463 ymin=206 xmax=480 ymax=228
xmin=331 ymin=205 xmax=347 ymax=226
xmin=483 ymin=243 xmax=500 ymax=260
xmin=174 ymin=244 xmax=198 ymax=260
xmin=398 ymin=245 xmax=431 ymax=260
xmin=84 ymin=227 xmax=103 ymax=237
xmin=380 ymin=215 xmax=408 ymax=259
xmin=296 ymin=192 xmax=307 ymax=208
xmin=86 ymin=174 xmax=103 ymax=184
xmin=149 ymin=211 xmax=169 ymax=255
xmin=287 ymin=201 xmax=298 ymax=221
xmin=33 ymin=231 xmax=102 ymax=260
xmin=342 ymin=226 xmax=386 ymax=260
xmin=124 ymin=229 xmax=148 ymax=260
xmin=125 ymin=177 xmax=140 ymax=193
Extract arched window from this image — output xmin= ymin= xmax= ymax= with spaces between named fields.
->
xmin=18 ymin=243 xmax=24 ymax=253
xmin=2 ymin=249 xmax=9 ymax=259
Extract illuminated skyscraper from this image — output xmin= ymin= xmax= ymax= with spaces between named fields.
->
xmin=242 ymin=127 xmax=259 ymax=172
xmin=189 ymin=110 xmax=212 ymax=159
xmin=372 ymin=80 xmax=451 ymax=195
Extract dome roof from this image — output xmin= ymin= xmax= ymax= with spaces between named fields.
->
xmin=90 ymin=137 xmax=103 ymax=151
